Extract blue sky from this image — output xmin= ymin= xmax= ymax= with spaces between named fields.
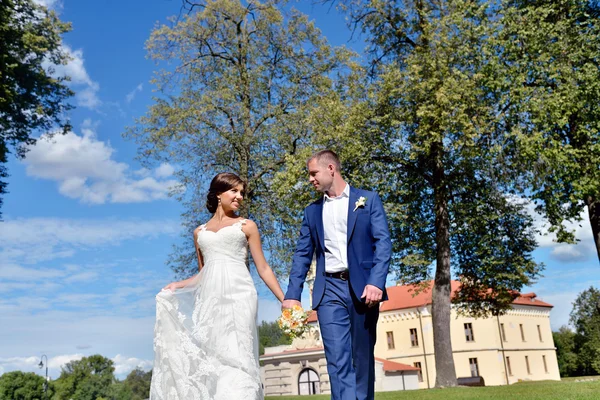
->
xmin=0 ymin=0 xmax=598 ymax=380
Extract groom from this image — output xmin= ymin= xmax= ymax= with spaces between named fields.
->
xmin=282 ymin=150 xmax=391 ymax=400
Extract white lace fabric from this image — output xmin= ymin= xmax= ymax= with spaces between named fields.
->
xmin=150 ymin=220 xmax=263 ymax=399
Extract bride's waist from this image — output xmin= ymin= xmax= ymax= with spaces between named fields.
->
xmin=203 ymin=257 xmax=247 ymax=266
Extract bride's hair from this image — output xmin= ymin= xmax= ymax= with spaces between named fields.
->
xmin=206 ymin=172 xmax=247 ymax=213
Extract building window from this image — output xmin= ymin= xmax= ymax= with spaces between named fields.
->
xmin=410 ymin=328 xmax=419 ymax=347
xmin=414 ymin=362 xmax=423 ymax=382
xmin=520 ymin=324 xmax=526 ymax=342
xmin=386 ymin=331 xmax=395 ymax=350
xmin=525 ymin=356 xmax=531 ymax=375
xmin=500 ymin=323 xmax=507 ymax=342
xmin=506 ymin=356 xmax=513 ymax=376
xmin=464 ymin=323 xmax=475 ymax=342
xmin=469 ymin=358 xmax=479 ymax=377
xmin=537 ymin=325 xmax=543 ymax=342
xmin=543 ymin=355 xmax=548 ymax=373
xmin=298 ymin=368 xmax=320 ymax=395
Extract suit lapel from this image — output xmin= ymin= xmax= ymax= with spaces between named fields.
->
xmin=347 ymin=186 xmax=359 ymax=243
xmin=314 ymin=198 xmax=325 ymax=250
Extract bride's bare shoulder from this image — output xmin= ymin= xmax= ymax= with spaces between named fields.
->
xmin=193 ymin=224 xmax=205 ymax=236
xmin=240 ymin=218 xmax=258 ymax=232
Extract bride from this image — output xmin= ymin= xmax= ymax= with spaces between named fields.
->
xmin=150 ymin=172 xmax=284 ymax=399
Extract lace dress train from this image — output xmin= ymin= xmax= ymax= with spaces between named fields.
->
xmin=150 ymin=220 xmax=263 ymax=399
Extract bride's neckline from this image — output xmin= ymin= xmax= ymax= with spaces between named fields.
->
xmin=201 ymin=219 xmax=246 ymax=234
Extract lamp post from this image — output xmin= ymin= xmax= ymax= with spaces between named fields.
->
xmin=38 ymin=354 xmax=48 ymax=399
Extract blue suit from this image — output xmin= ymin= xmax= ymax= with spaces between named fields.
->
xmin=285 ymin=186 xmax=392 ymax=400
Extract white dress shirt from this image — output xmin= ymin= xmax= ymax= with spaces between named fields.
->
xmin=323 ymin=184 xmax=350 ymax=273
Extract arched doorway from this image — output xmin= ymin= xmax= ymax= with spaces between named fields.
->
xmin=298 ymin=368 xmax=320 ymax=395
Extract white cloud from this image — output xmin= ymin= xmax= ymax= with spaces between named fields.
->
xmin=155 ymin=163 xmax=175 ymax=178
xmin=126 ymin=83 xmax=144 ymax=104
xmin=0 ymin=217 xmax=179 ymax=264
xmin=44 ymin=45 xmax=101 ymax=109
xmin=0 ymin=310 xmax=156 ymax=379
xmin=0 ymin=264 xmax=66 ymax=280
xmin=23 ymin=121 xmax=181 ymax=205
xmin=33 ymin=0 xmax=62 ymax=9
xmin=64 ymin=271 xmax=100 ymax=284
xmin=522 ymin=199 xmax=596 ymax=262
xmin=0 ymin=353 xmax=151 ymax=380
xmin=112 ymin=354 xmax=152 ymax=376
xmin=0 ymin=354 xmax=83 ymax=374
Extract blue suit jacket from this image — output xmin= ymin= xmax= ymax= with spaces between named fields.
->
xmin=285 ymin=186 xmax=392 ymax=308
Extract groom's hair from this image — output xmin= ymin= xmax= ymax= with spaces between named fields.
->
xmin=309 ymin=149 xmax=342 ymax=172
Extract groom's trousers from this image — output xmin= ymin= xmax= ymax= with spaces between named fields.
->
xmin=317 ymin=275 xmax=379 ymax=400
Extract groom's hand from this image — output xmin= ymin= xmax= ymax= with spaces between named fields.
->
xmin=282 ymin=299 xmax=302 ymax=310
xmin=361 ymin=285 xmax=383 ymax=308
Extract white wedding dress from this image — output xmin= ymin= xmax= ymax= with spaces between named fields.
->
xmin=150 ymin=219 xmax=263 ymax=399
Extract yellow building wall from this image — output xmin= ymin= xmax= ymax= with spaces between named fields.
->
xmin=375 ymin=304 xmax=560 ymax=388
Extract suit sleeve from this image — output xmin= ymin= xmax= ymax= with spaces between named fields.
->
xmin=284 ymin=209 xmax=315 ymax=301
xmin=367 ymin=192 xmax=392 ymax=290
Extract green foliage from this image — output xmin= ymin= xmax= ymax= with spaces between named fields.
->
xmin=553 ymin=326 xmax=579 ymax=377
xmin=121 ymin=368 xmax=151 ymax=400
xmin=553 ymin=287 xmax=600 ymax=377
xmin=275 ymin=0 xmax=544 ymax=387
xmin=0 ymin=0 xmax=73 ymax=218
xmin=53 ymin=355 xmax=115 ymax=400
xmin=126 ymin=0 xmax=352 ymax=279
xmin=570 ymin=287 xmax=600 ymax=375
xmin=497 ymin=0 xmax=600 ymax=262
xmin=258 ymin=320 xmax=292 ymax=355
xmin=0 ymin=371 xmax=53 ymax=400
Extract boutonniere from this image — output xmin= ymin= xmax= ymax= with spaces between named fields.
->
xmin=353 ymin=196 xmax=367 ymax=212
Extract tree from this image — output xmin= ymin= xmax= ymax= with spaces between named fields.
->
xmin=498 ymin=0 xmax=600 ymax=263
xmin=53 ymin=355 xmax=115 ymax=400
xmin=0 ymin=371 xmax=53 ymax=400
xmin=553 ymin=326 xmax=579 ymax=377
xmin=258 ymin=320 xmax=292 ymax=355
xmin=278 ymin=0 xmax=542 ymax=387
xmin=122 ymin=368 xmax=152 ymax=400
xmin=126 ymin=0 xmax=351 ymax=279
xmin=570 ymin=286 xmax=600 ymax=375
xmin=0 ymin=0 xmax=73 ymax=218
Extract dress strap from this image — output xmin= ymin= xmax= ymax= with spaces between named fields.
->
xmin=199 ymin=223 xmax=207 ymax=232
xmin=236 ymin=218 xmax=247 ymax=227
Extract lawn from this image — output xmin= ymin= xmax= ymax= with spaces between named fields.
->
xmin=265 ymin=377 xmax=600 ymax=400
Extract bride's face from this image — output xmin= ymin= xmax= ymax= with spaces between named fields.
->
xmin=219 ymin=184 xmax=244 ymax=212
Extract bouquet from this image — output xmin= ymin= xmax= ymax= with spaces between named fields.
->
xmin=278 ymin=305 xmax=311 ymax=339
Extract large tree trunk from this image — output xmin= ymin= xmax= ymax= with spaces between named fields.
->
xmin=431 ymin=141 xmax=458 ymax=387
xmin=586 ymin=195 xmax=600 ymax=264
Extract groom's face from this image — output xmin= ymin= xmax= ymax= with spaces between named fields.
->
xmin=307 ymin=159 xmax=333 ymax=193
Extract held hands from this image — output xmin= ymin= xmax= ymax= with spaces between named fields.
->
xmin=361 ymin=284 xmax=383 ymax=308
xmin=281 ymin=299 xmax=302 ymax=311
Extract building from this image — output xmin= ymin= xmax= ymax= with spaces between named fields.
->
xmin=260 ymin=345 xmax=421 ymax=396
xmin=377 ymin=281 xmax=560 ymax=388
xmin=260 ymin=280 xmax=560 ymax=395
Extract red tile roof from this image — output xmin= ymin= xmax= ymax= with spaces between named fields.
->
xmin=307 ymin=280 xmax=552 ymax=322
xmin=512 ymin=292 xmax=553 ymax=308
xmin=375 ymin=357 xmax=420 ymax=372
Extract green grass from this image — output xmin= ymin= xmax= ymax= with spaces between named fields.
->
xmin=265 ymin=378 xmax=600 ymax=400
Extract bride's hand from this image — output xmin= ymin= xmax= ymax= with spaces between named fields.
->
xmin=162 ymin=282 xmax=182 ymax=292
